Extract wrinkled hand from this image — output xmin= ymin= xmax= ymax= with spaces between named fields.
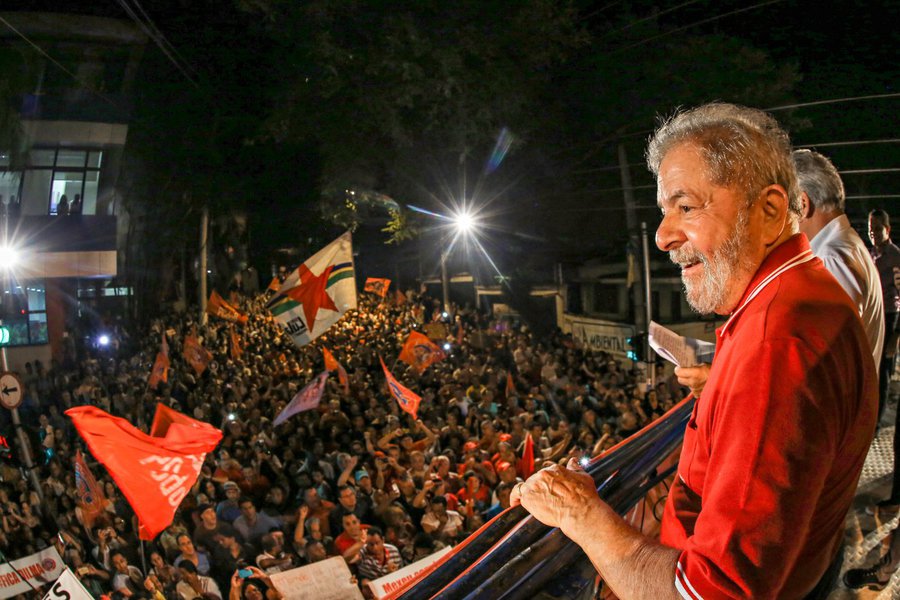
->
xmin=510 ymin=459 xmax=601 ymax=533
xmin=674 ymin=363 xmax=711 ymax=398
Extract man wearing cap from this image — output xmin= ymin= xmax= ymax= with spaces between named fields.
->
xmin=193 ymin=504 xmax=241 ymax=552
xmin=512 ymin=104 xmax=876 ymax=599
xmin=216 ymin=481 xmax=242 ymax=523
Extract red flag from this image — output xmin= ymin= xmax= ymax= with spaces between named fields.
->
xmin=322 ymin=347 xmax=350 ymax=395
xmin=519 ymin=433 xmax=535 ymax=479
xmin=505 ymin=373 xmax=516 ymax=398
xmin=274 ymin=372 xmax=330 ymax=425
xmin=398 ymin=331 xmax=446 ymax=374
xmin=267 ymin=276 xmax=281 ymax=292
xmin=230 ymin=327 xmax=243 ymax=361
xmin=149 ymin=330 xmax=170 ymax=389
xmin=394 ymin=288 xmax=407 ymax=305
xmin=364 ymin=277 xmax=391 ymax=298
xmin=207 ymin=290 xmax=248 ymax=325
xmin=67 ymin=405 xmax=222 ymax=540
xmin=74 ymin=450 xmax=106 ymax=529
xmin=183 ymin=332 xmax=212 ymax=376
xmin=380 ymin=357 xmax=421 ymax=419
xmin=148 ymin=352 xmax=169 ymax=390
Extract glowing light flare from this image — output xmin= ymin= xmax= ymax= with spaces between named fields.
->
xmin=0 ymin=246 xmax=19 ymax=270
xmin=453 ymin=210 xmax=476 ymax=234
xmin=98 ymin=335 xmax=110 ymax=346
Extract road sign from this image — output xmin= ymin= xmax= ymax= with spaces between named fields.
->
xmin=0 ymin=372 xmax=23 ymax=410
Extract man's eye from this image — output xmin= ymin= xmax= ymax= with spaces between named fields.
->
xmin=679 ymin=205 xmax=694 ymax=214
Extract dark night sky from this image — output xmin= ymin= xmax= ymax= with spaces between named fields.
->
xmin=6 ymin=1 xmax=899 ymax=275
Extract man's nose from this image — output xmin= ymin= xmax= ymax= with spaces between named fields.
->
xmin=656 ymin=212 xmax=685 ymax=252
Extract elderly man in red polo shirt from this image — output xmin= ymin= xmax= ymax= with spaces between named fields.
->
xmin=512 ymin=103 xmax=877 ymax=599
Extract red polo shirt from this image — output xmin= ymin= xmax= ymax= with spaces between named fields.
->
xmin=660 ymin=234 xmax=877 ymax=599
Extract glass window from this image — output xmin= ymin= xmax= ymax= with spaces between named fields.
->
xmin=27 ymin=285 xmax=45 ymax=311
xmin=28 ymin=150 xmax=55 ymax=167
xmin=0 ymin=153 xmax=9 ymax=168
xmin=0 ymin=174 xmax=21 ymax=210
xmin=51 ymin=172 xmax=85 ymax=215
xmin=28 ymin=312 xmax=48 ymax=344
xmin=56 ymin=150 xmax=87 ymax=168
xmin=88 ymin=152 xmax=103 ymax=169
xmin=83 ymin=170 xmax=99 ymax=215
xmin=21 ymin=170 xmax=52 ymax=215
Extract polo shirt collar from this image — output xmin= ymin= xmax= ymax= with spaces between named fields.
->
xmin=716 ymin=233 xmax=813 ymax=338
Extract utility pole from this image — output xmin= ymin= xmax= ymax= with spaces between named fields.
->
xmin=641 ymin=221 xmax=656 ymax=386
xmin=619 ymin=144 xmax=645 ymax=333
xmin=199 ymin=206 xmax=208 ymax=324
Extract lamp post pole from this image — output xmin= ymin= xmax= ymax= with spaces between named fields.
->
xmin=441 ymin=250 xmax=450 ymax=312
xmin=0 ymin=212 xmax=43 ymax=502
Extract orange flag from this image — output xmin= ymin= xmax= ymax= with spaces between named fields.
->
xmin=148 ymin=352 xmax=169 ymax=389
xmin=394 ymin=288 xmax=408 ymax=305
xmin=399 ymin=331 xmax=446 ymax=374
xmin=519 ymin=433 xmax=535 ymax=479
xmin=183 ymin=330 xmax=212 ymax=375
xmin=364 ymin=277 xmax=391 ymax=298
xmin=207 ymin=290 xmax=248 ymax=325
xmin=230 ymin=327 xmax=243 ymax=361
xmin=505 ymin=372 xmax=516 ymax=398
xmin=322 ymin=347 xmax=350 ymax=395
xmin=267 ymin=276 xmax=281 ymax=292
xmin=381 ymin=357 xmax=421 ymax=419
xmin=149 ymin=330 xmax=169 ymax=389
xmin=74 ymin=450 xmax=106 ymax=529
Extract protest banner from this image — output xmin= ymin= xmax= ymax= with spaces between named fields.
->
xmin=0 ymin=547 xmax=65 ymax=599
xmin=269 ymin=557 xmax=363 ymax=600
xmin=41 ymin=568 xmax=93 ymax=600
xmin=368 ymin=546 xmax=452 ymax=599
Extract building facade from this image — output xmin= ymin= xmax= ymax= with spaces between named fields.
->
xmin=0 ymin=12 xmax=145 ymax=370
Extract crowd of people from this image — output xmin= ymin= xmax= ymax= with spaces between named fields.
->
xmin=0 ymin=287 xmax=688 ymax=599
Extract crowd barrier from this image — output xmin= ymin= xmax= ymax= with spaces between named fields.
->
xmin=387 ymin=395 xmax=695 ymax=600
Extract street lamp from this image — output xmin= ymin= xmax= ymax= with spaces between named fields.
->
xmin=0 ymin=231 xmax=42 ymax=502
xmin=441 ymin=209 xmax=478 ymax=312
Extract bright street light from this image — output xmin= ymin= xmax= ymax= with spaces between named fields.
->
xmin=453 ymin=210 xmax=476 ymax=234
xmin=0 ymin=246 xmax=19 ymax=270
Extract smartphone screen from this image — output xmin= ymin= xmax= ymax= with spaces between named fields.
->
xmin=238 ymin=569 xmax=253 ymax=579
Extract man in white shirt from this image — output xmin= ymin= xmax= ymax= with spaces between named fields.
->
xmin=794 ymin=149 xmax=884 ymax=365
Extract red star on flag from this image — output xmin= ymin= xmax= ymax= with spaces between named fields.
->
xmin=284 ymin=264 xmax=338 ymax=329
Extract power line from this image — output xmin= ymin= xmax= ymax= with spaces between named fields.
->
xmin=128 ymin=0 xmax=199 ymax=79
xmin=796 ymin=139 xmax=900 ymax=149
xmin=0 ymin=14 xmax=122 ymax=110
xmin=840 ymin=168 xmax=900 ymax=175
xmin=768 ymin=92 xmax=900 ymax=112
xmin=113 ymin=0 xmax=200 ymax=88
xmin=600 ymin=0 xmax=706 ymax=39
xmin=847 ymin=195 xmax=900 ymax=200
xmin=613 ymin=0 xmax=787 ymax=53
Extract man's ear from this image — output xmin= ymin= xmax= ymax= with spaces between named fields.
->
xmin=758 ymin=184 xmax=791 ymax=245
xmin=799 ymin=191 xmax=813 ymax=221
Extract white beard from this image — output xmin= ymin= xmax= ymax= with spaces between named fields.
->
xmin=670 ymin=210 xmax=753 ymax=314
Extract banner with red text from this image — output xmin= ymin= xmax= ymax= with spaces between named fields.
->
xmin=369 ymin=547 xmax=452 ymax=599
xmin=0 ymin=547 xmax=65 ymax=599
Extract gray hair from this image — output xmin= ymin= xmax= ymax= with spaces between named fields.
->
xmin=646 ymin=103 xmax=802 ymax=218
xmin=792 ymin=149 xmax=844 ymax=213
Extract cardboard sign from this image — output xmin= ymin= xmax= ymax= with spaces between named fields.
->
xmin=269 ymin=557 xmax=363 ymax=600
